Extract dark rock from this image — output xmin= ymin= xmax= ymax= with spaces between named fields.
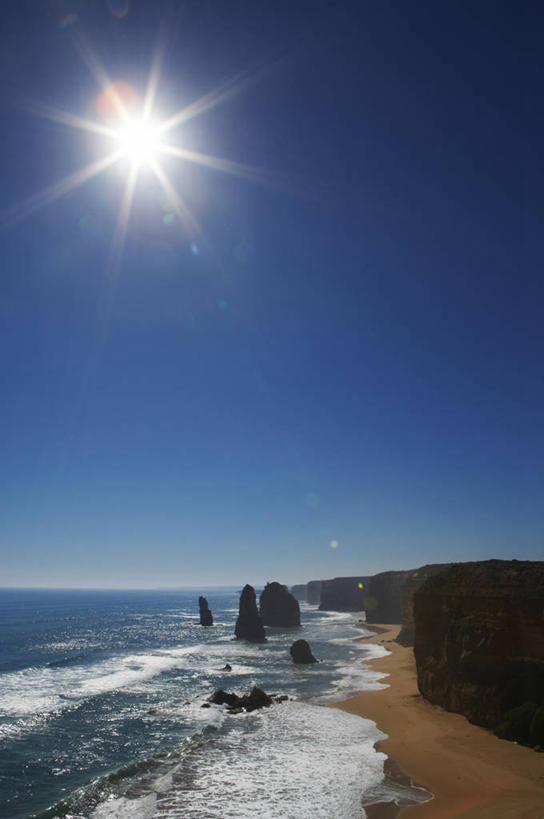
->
xmin=306 ymin=580 xmax=322 ymax=605
xmin=259 ymin=581 xmax=301 ymax=627
xmin=319 ymin=576 xmax=370 ymax=612
xmin=397 ymin=564 xmax=453 ymax=646
xmin=414 ymin=560 xmax=544 ymax=749
xmin=207 ymin=686 xmax=275 ymax=713
xmin=234 ymin=584 xmax=266 ymax=642
xmin=290 ymin=639 xmax=318 ymax=664
xmin=290 ymin=584 xmax=307 ymax=602
xmin=222 ymin=663 xmax=232 ymax=672
xmin=198 ymin=596 xmax=213 ymax=626
xmin=208 ymin=689 xmax=240 ymax=707
xmin=365 ymin=570 xmax=414 ymax=624
xmin=201 ymin=703 xmax=211 ymax=708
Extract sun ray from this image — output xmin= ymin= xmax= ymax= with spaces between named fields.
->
xmin=150 ymin=159 xmax=200 ymax=237
xmin=1 ymin=150 xmax=123 ymax=229
xmin=142 ymin=30 xmax=167 ymax=122
xmin=107 ymin=162 xmax=139 ymax=274
xmin=158 ymin=143 xmax=277 ymax=187
xmin=21 ymin=100 xmax=117 ymax=140
xmin=72 ymin=33 xmax=129 ymax=122
xmin=158 ymin=67 xmax=259 ymax=136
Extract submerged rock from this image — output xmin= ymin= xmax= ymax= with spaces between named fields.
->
xmin=259 ymin=581 xmax=301 ymax=627
xmin=290 ymin=639 xmax=318 ymax=664
xmin=234 ymin=584 xmax=266 ymax=642
xmin=198 ymin=596 xmax=213 ymax=626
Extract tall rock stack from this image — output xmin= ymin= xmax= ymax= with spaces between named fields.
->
xmin=198 ymin=596 xmax=213 ymax=626
xmin=234 ymin=584 xmax=266 ymax=642
xmin=259 ymin=582 xmax=301 ymax=627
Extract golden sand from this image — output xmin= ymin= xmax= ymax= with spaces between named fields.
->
xmin=331 ymin=624 xmax=544 ymax=818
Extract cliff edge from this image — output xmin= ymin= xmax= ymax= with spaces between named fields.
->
xmin=414 ymin=559 xmax=544 ymax=748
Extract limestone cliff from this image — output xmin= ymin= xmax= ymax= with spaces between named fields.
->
xmin=319 ymin=576 xmax=370 ymax=612
xmin=397 ymin=564 xmax=453 ymax=646
xmin=259 ymin=582 xmax=300 ymax=627
xmin=414 ymin=560 xmax=544 ymax=748
xmin=234 ymin=584 xmax=266 ymax=642
xmin=306 ymin=580 xmax=322 ymax=605
xmin=364 ymin=570 xmax=414 ymax=623
xmin=290 ymin=584 xmax=307 ymax=602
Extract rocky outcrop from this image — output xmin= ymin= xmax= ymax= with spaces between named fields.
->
xmin=206 ymin=686 xmax=287 ymax=713
xmin=414 ymin=560 xmax=544 ymax=748
xmin=364 ymin=570 xmax=414 ymax=623
xmin=290 ymin=639 xmax=318 ymax=664
xmin=234 ymin=584 xmax=266 ymax=642
xmin=306 ymin=580 xmax=322 ymax=605
xmin=290 ymin=584 xmax=307 ymax=602
xmin=198 ymin=596 xmax=213 ymax=626
xmin=397 ymin=564 xmax=453 ymax=645
xmin=319 ymin=576 xmax=370 ymax=612
xmin=259 ymin=582 xmax=301 ymax=627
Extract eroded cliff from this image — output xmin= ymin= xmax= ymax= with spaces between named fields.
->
xmin=414 ymin=560 xmax=544 ymax=748
xmin=397 ymin=564 xmax=452 ymax=645
xmin=364 ymin=570 xmax=413 ymax=624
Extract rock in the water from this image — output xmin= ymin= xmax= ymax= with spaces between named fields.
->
xmin=259 ymin=581 xmax=301 ymax=627
xmin=234 ymin=584 xmax=266 ymax=642
xmin=222 ymin=663 xmax=232 ymax=672
xmin=290 ymin=639 xmax=318 ymax=664
xmin=207 ymin=686 xmax=275 ymax=712
xmin=198 ymin=596 xmax=213 ymax=626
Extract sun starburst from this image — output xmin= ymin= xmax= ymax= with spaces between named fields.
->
xmin=3 ymin=33 xmax=278 ymax=276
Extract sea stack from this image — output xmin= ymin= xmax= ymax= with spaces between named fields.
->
xmin=290 ymin=639 xmax=318 ymax=664
xmin=260 ymin=581 xmax=301 ymax=627
xmin=234 ymin=584 xmax=266 ymax=642
xmin=198 ymin=596 xmax=213 ymax=626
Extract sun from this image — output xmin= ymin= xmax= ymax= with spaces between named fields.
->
xmin=115 ymin=117 xmax=161 ymax=166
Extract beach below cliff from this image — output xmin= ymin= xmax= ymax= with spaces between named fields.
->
xmin=331 ymin=624 xmax=544 ymax=818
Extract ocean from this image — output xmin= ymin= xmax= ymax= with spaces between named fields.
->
xmin=0 ymin=588 xmax=392 ymax=819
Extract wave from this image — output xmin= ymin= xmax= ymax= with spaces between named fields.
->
xmin=86 ymin=702 xmax=387 ymax=819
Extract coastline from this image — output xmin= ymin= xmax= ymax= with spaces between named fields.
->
xmin=331 ymin=624 xmax=544 ymax=818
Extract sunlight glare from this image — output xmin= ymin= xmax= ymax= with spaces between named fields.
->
xmin=115 ymin=118 xmax=161 ymax=166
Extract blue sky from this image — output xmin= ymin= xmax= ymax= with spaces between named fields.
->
xmin=1 ymin=1 xmax=543 ymax=587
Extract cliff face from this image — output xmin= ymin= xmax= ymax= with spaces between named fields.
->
xmin=365 ymin=570 xmax=414 ymax=623
xmin=319 ymin=577 xmax=370 ymax=612
xmin=414 ymin=560 xmax=544 ymax=747
xmin=234 ymin=584 xmax=266 ymax=642
xmin=290 ymin=584 xmax=307 ymax=602
xmin=397 ymin=564 xmax=452 ymax=645
xmin=259 ymin=582 xmax=300 ymax=627
xmin=306 ymin=580 xmax=322 ymax=606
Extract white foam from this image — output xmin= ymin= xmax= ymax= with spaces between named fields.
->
xmin=93 ymin=793 xmax=157 ymax=819
xmin=127 ymin=702 xmax=387 ymax=819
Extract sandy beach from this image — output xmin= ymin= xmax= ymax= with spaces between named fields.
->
xmin=332 ymin=624 xmax=544 ymax=818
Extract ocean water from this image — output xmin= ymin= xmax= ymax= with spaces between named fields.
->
xmin=0 ymin=588 xmax=391 ymax=819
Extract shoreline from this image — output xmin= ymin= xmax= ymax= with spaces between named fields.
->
xmin=330 ymin=623 xmax=544 ymax=818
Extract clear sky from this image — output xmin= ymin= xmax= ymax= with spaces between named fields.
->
xmin=1 ymin=1 xmax=543 ymax=588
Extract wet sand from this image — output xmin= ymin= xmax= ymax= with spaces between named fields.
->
xmin=331 ymin=624 xmax=544 ymax=818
